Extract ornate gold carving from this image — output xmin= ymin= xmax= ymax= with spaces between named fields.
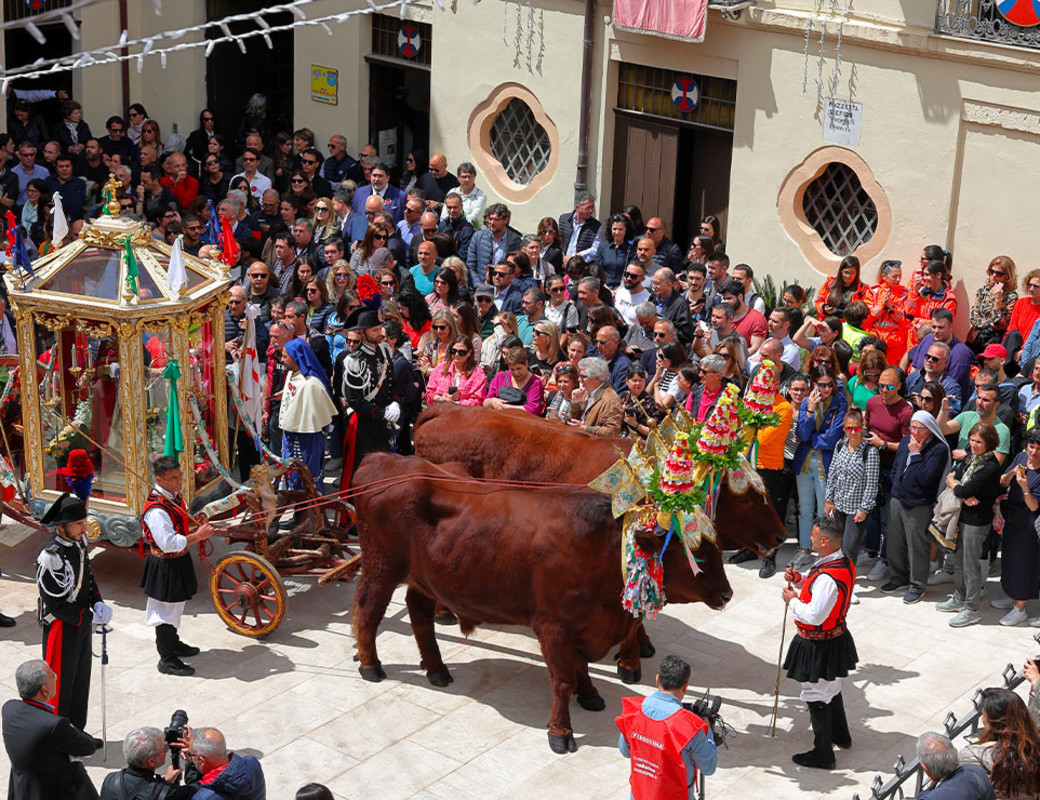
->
xmin=85 ymin=516 xmax=102 ymax=541
xmin=33 ymin=312 xmax=75 ymax=332
xmin=75 ymin=319 xmax=114 ymax=338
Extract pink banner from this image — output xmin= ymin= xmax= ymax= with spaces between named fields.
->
xmin=613 ymin=0 xmax=707 ymax=43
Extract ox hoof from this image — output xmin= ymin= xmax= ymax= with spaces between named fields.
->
xmin=548 ymin=732 xmax=577 ymax=754
xmin=434 ymin=611 xmax=458 ymax=626
xmin=639 ymin=640 xmax=656 ymax=659
xmin=359 ymin=665 xmax=386 ymax=682
xmin=427 ymin=667 xmax=454 ymax=687
xmin=577 ymin=693 xmax=606 ymax=712
xmin=617 ymin=665 xmax=642 ymax=684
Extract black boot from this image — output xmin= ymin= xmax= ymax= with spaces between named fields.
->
xmin=759 ymin=553 xmax=777 ymax=579
xmin=792 ymin=700 xmax=835 ymax=769
xmin=171 ymin=627 xmax=200 ymax=658
xmin=830 ymin=693 xmax=852 ymax=749
xmin=156 ymin=624 xmax=194 ymax=676
xmin=727 ymin=548 xmax=757 ymax=565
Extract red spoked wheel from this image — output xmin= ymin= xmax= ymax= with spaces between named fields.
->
xmin=209 ymin=552 xmax=287 ymax=637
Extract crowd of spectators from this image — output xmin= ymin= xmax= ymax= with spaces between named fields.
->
xmin=5 ymin=89 xmax=1040 ymax=797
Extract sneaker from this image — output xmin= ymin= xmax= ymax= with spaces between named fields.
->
xmin=727 ymin=549 xmax=757 ymax=565
xmin=881 ymin=580 xmax=908 ymax=594
xmin=949 ymin=608 xmax=982 ymax=628
xmin=936 ymin=596 xmax=965 ymax=613
xmin=325 ymin=458 xmax=343 ymax=473
xmin=857 ymin=551 xmax=879 ymax=568
xmin=849 ymin=591 xmax=860 ymax=605
xmin=759 ymin=555 xmax=777 ymax=579
xmin=988 ymin=559 xmax=1000 ymax=576
xmin=791 ymin=551 xmax=815 ymax=571
xmin=990 ymin=597 xmax=1015 ymax=610
xmin=927 ymin=569 xmax=955 ymax=586
xmin=903 ymin=588 xmax=925 ymax=604
xmin=999 ymin=607 xmax=1028 ymax=627
xmin=867 ymin=560 xmax=890 ymax=582
xmin=1029 ymin=616 xmax=1040 ymax=628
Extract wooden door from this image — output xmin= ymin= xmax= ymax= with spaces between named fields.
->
xmin=612 ymin=114 xmax=678 ymax=227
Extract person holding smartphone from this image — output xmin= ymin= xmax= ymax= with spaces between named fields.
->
xmin=424 ymin=335 xmax=486 ymax=407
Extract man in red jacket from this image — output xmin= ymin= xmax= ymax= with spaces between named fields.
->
xmin=617 ymin=655 xmax=718 ymax=799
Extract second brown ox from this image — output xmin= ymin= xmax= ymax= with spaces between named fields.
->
xmin=352 ymin=453 xmax=736 ymax=754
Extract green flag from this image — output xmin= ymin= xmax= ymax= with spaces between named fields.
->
xmin=163 ymin=358 xmax=183 ymax=457
xmin=123 ymin=237 xmax=138 ymax=296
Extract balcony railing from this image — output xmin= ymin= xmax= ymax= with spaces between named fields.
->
xmin=935 ymin=0 xmax=1040 ymax=51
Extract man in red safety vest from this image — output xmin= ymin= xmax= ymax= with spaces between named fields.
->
xmin=616 ymin=655 xmax=718 ymax=799
xmin=781 ymin=515 xmax=859 ymax=769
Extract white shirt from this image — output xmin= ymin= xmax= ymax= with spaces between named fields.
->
xmin=746 ymin=335 xmax=800 ymax=371
xmin=141 ymin=485 xmax=188 ymax=554
xmin=231 ymin=171 xmax=272 ymax=202
xmin=615 ymin=286 xmax=650 ymax=327
xmin=789 ymin=550 xmax=843 ymax=625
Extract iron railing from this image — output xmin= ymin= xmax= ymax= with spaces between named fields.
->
xmin=853 ymin=632 xmax=1040 ymax=800
xmin=935 ymin=0 xmax=1040 ymax=51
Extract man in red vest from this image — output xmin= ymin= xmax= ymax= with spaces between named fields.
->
xmin=616 ymin=655 xmax=718 ymax=799
xmin=141 ymin=456 xmax=215 ymax=677
xmin=781 ymin=515 xmax=859 ymax=769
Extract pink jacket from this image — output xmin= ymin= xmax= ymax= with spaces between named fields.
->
xmin=424 ymin=361 xmax=488 ymax=406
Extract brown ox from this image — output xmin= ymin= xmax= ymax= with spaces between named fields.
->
xmin=352 ymin=453 xmax=732 ymax=754
xmin=413 ymin=404 xmax=785 ymax=557
xmin=413 ymin=405 xmax=786 ymax=672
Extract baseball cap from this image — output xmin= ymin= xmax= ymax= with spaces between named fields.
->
xmin=980 ymin=344 xmax=1007 ymax=360
xmin=474 ymin=283 xmax=494 ymax=300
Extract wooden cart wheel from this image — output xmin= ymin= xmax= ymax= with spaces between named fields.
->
xmin=210 ymin=552 xmax=287 ymax=637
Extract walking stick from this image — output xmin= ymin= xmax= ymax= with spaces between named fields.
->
xmin=97 ymin=624 xmax=109 ymax=760
xmin=769 ymin=584 xmax=791 ymax=737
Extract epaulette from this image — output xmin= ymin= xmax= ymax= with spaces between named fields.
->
xmin=36 ymin=547 xmax=62 ymax=573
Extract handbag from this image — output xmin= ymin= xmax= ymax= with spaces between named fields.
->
xmin=497 ymin=385 xmax=527 ymax=405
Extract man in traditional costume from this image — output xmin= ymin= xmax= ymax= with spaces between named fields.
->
xmin=616 ymin=654 xmax=718 ymax=798
xmin=36 ymin=492 xmax=112 ymax=729
xmin=140 ymin=456 xmax=215 ymax=676
xmin=339 ymin=308 xmax=399 ymax=491
xmin=279 ymin=338 xmax=337 ymax=488
xmin=782 ymin=514 xmax=858 ymax=769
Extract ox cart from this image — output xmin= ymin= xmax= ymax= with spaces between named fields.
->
xmin=0 ymin=208 xmax=362 ymax=638
xmin=0 ymin=352 xmax=361 ymax=636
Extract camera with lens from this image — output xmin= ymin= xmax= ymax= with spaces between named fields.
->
xmin=164 ymin=709 xmax=189 ymax=769
xmin=683 ymin=692 xmax=732 ymax=748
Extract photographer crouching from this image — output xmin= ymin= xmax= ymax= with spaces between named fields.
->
xmin=616 ymin=654 xmax=719 ymax=800
xmin=99 ymin=726 xmax=196 ymax=800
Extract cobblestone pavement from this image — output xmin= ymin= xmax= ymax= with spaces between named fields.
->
xmin=0 ymin=519 xmax=1035 ymax=799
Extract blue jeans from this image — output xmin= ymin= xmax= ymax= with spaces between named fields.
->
xmin=795 ymin=451 xmax=827 ymax=549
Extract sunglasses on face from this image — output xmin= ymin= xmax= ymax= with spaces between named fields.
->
xmin=315 ymin=206 xmax=329 ymax=212
xmin=624 ymin=272 xmax=642 ymax=279
xmin=816 ymin=382 xmax=835 ymax=389
xmin=451 ymin=348 xmax=469 ymax=356
xmin=988 ymin=269 xmax=1006 ymax=277
xmin=373 ymin=234 xmax=388 ymax=240
xmin=920 ymin=395 xmax=934 ymax=402
xmin=380 ymin=279 xmax=395 ymax=286
xmin=335 ymin=273 xmax=349 ymax=279
xmin=924 ymin=354 xmax=941 ymax=362
xmin=301 ymin=159 xmax=318 ymax=165
xmin=347 ymin=338 xmax=362 ymax=346
xmin=432 ymin=324 xmax=449 ymax=331
xmin=844 ymin=426 xmax=863 ymax=433
xmin=291 ymin=178 xmax=306 ymax=184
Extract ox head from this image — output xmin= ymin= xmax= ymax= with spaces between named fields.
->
xmin=713 ymin=477 xmax=785 ymax=555
xmin=635 ymin=526 xmax=732 ymax=610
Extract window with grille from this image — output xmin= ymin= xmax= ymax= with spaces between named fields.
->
xmin=488 ymin=98 xmax=551 ymax=186
xmin=801 ymin=163 xmax=878 ymax=257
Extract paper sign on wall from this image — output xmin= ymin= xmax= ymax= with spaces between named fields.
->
xmin=311 ymin=65 xmax=338 ymax=106
xmin=823 ymin=98 xmax=862 ymax=147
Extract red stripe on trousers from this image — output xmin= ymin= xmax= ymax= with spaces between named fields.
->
xmin=43 ymin=620 xmax=64 ymax=716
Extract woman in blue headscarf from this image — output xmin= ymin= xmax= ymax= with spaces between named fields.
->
xmin=279 ymin=338 xmax=337 ymax=489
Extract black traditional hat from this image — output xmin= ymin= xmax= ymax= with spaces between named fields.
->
xmin=344 ymin=307 xmax=381 ymax=332
xmin=38 ymin=492 xmax=87 ymax=528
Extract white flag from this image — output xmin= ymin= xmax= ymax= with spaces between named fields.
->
xmin=168 ymin=234 xmax=188 ymax=294
xmin=51 ymin=191 xmax=69 ymax=248
xmin=239 ymin=304 xmax=263 ymax=435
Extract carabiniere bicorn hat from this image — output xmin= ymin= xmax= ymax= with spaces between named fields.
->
xmin=344 ymin=307 xmax=381 ymax=332
xmin=38 ymin=492 xmax=88 ymax=528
